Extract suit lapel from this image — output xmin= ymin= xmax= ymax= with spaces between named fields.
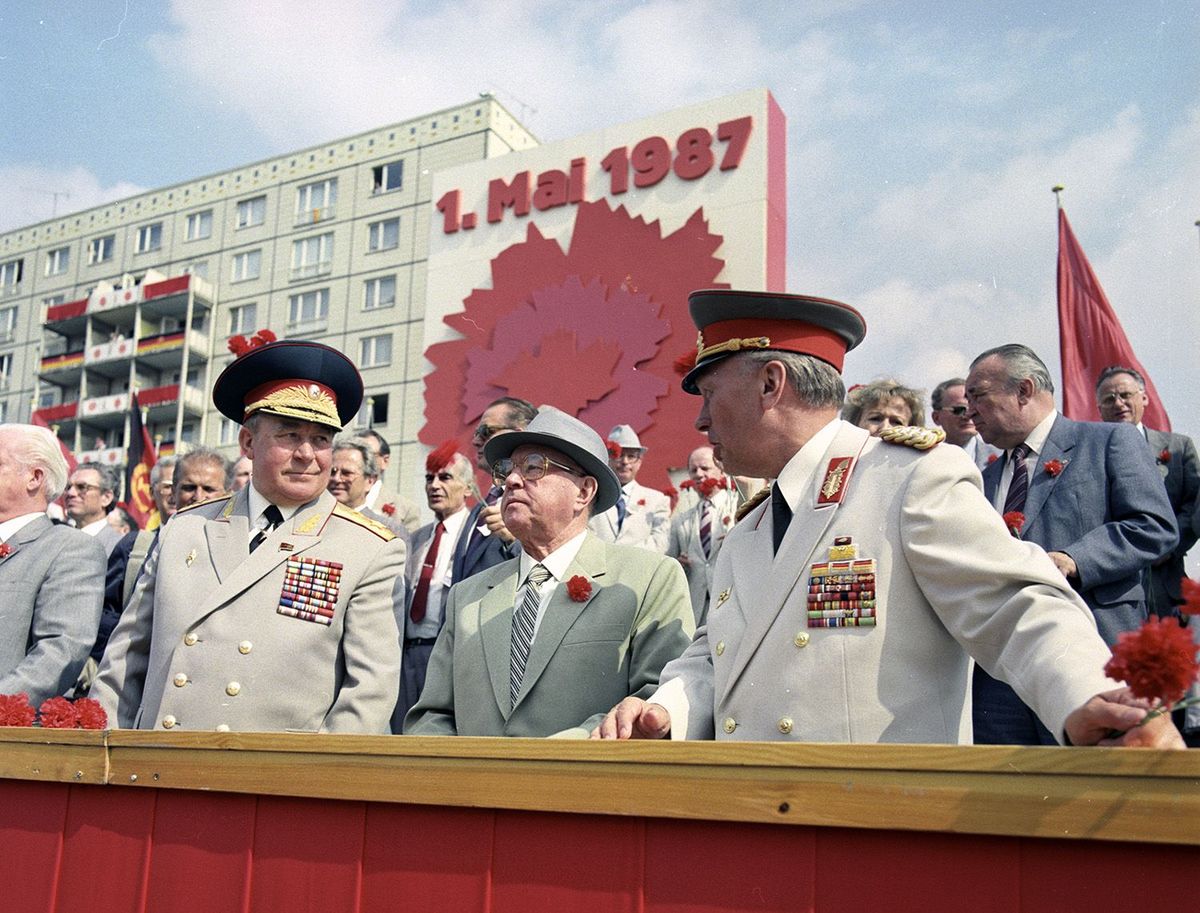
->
xmin=722 ymin=424 xmax=869 ymax=698
xmin=1022 ymin=415 xmax=1074 ymax=531
xmin=5 ymin=515 xmax=50 ymax=552
xmin=479 ymin=565 xmax=520 ymax=717
xmin=514 ymin=535 xmax=606 ymax=710
xmin=205 ymin=490 xmax=251 ymax=584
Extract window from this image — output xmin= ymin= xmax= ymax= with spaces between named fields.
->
xmin=45 ymin=247 xmax=70 ymax=276
xmin=0 ymin=353 xmax=11 ymax=390
xmin=372 ymin=160 xmax=404 ymax=194
xmin=230 ymin=249 xmax=262 ymax=282
xmin=184 ymin=209 xmax=213 ymax=241
xmin=236 ymin=195 xmax=266 ymax=229
xmin=183 ymin=261 xmax=209 ymax=280
xmin=359 ymin=334 xmax=392 ymax=368
xmin=367 ymin=217 xmax=399 ymax=252
xmin=291 ymin=233 xmax=333 ymax=279
xmin=134 ymin=222 xmax=162 ymax=253
xmin=87 ymin=236 xmax=114 ymax=265
xmin=363 ymin=275 xmax=396 ymax=311
xmin=228 ymin=302 xmax=258 ymax=335
xmin=218 ymin=417 xmax=238 ymax=446
xmin=295 ymin=178 xmax=337 ymax=224
xmin=0 ymin=306 xmax=16 ymax=341
xmin=288 ymin=288 xmax=329 ymax=327
xmin=43 ymin=294 xmax=66 ymax=307
xmin=357 ymin=392 xmax=389 ymax=428
xmin=180 ymin=423 xmax=197 ymax=444
xmin=0 ymin=258 xmax=22 ymax=289
xmin=0 ymin=401 xmax=7 ymax=423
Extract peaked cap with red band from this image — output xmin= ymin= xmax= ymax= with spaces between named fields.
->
xmin=682 ymin=289 xmax=867 ymax=394
xmin=213 ymin=340 xmax=363 ymax=430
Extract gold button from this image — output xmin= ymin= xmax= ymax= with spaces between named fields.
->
xmin=161 ymin=715 xmax=177 ymax=729
xmin=172 ymin=673 xmax=188 ymax=688
xmin=225 ymin=682 xmax=241 ymax=697
xmin=794 ymin=631 xmax=810 ymax=648
xmin=238 ymin=640 xmax=253 ymax=655
xmin=215 ymin=724 xmax=230 ymax=733
xmin=778 ymin=717 xmax=794 ymax=734
xmin=183 ymin=633 xmax=198 ymax=646
xmin=723 ymin=717 xmax=736 ymax=734
xmin=715 ymin=641 xmax=725 ymax=656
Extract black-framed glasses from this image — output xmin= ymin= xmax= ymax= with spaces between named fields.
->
xmin=940 ymin=405 xmax=968 ymax=416
xmin=472 ymin=422 xmax=516 ymax=444
xmin=492 ymin=453 xmax=584 ymax=486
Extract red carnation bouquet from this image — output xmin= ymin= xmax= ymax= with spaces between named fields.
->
xmin=0 ymin=693 xmax=108 ymax=729
xmin=697 ymin=476 xmax=728 ymax=499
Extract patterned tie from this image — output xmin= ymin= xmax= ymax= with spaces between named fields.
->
xmin=509 ymin=563 xmax=551 ymax=705
xmin=771 ymin=484 xmax=792 ymax=555
xmin=1003 ymin=443 xmax=1031 ymax=514
xmin=615 ymin=493 xmax=628 ymax=533
xmin=249 ymin=505 xmax=284 ymax=553
xmin=699 ymin=500 xmax=712 ymax=558
xmin=409 ymin=521 xmax=445 ymax=623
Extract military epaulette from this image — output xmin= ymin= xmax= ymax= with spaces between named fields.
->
xmin=878 ymin=425 xmax=945 ymax=451
xmin=332 ymin=502 xmax=395 ymax=541
xmin=176 ymin=494 xmax=233 ymax=515
xmin=735 ymin=486 xmax=771 ymax=522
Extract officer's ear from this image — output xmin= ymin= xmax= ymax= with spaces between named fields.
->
xmin=759 ymin=359 xmax=789 ymax=410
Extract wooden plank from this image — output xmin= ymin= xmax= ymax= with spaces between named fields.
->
xmin=0 ymin=728 xmax=107 ymax=785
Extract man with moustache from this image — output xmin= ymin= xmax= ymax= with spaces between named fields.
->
xmin=91 ymin=341 xmax=405 ymax=733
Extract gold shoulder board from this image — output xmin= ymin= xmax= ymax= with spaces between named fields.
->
xmin=734 ymin=486 xmax=771 ymax=522
xmin=878 ymin=425 xmax=946 ymax=451
xmin=176 ymin=494 xmax=233 ymax=515
xmin=332 ymin=503 xmax=396 ymax=541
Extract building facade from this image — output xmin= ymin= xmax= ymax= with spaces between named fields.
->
xmin=0 ymin=98 xmax=536 ymax=499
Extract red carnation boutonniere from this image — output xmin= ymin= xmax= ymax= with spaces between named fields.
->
xmin=986 ymin=453 xmax=999 ymax=465
xmin=380 ymin=503 xmax=396 ymax=516
xmin=637 ymin=498 xmax=646 ymax=507
xmin=1103 ymin=617 xmax=1200 ymax=726
xmin=722 ymin=515 xmax=731 ymax=526
xmin=1159 ymin=448 xmax=1171 ymax=465
xmin=606 ymin=440 xmax=622 ymax=460
xmin=0 ymin=543 xmax=11 ymax=560
xmin=1042 ymin=458 xmax=1066 ymax=477
xmin=566 ymin=575 xmax=592 ymax=602
xmin=1003 ymin=511 xmax=1025 ymax=537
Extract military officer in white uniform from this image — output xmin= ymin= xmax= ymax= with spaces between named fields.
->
xmin=91 ymin=340 xmax=405 ymax=733
xmin=594 ymin=289 xmax=1183 ymax=748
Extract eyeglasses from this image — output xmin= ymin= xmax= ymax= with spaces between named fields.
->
xmin=1099 ymin=390 xmax=1141 ymax=407
xmin=67 ymin=482 xmax=103 ymax=494
xmin=940 ymin=405 xmax=968 ymax=417
xmin=472 ymin=422 xmax=516 ymax=444
xmin=491 ymin=453 xmax=584 ymax=486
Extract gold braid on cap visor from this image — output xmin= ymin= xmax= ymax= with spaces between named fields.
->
xmin=244 ymin=383 xmax=341 ymax=427
xmin=695 ymin=332 xmax=772 ymax=362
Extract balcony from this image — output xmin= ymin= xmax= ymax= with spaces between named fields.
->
xmin=136 ymin=328 xmax=209 ymax=372
xmin=294 ymin=205 xmax=336 ymax=227
xmin=45 ymin=272 xmax=214 ymax=336
xmin=141 ymin=382 xmax=207 ymax=420
xmin=289 ymin=260 xmax=332 ymax=282
xmin=76 ymin=446 xmax=127 ymax=466
xmin=32 ymin=401 xmax=79 ymax=424
xmin=39 ymin=350 xmax=87 ymax=387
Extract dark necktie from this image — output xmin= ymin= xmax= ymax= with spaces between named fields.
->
xmin=249 ymin=505 xmax=284 ymax=553
xmin=510 ymin=564 xmax=551 ymax=705
xmin=467 ymin=486 xmax=501 ymax=551
xmin=616 ymin=493 xmax=628 ymax=533
xmin=1003 ymin=443 xmax=1031 ymax=514
xmin=771 ymin=484 xmax=792 ymax=554
xmin=410 ymin=521 xmax=446 ymax=623
xmin=699 ymin=500 xmax=713 ymax=558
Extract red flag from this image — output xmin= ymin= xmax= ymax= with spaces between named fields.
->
xmin=1056 ymin=207 xmax=1170 ymax=430
xmin=124 ymin=393 xmax=157 ymax=527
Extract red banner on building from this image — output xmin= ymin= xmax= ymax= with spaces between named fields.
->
xmin=1057 ymin=207 xmax=1170 ymax=430
xmin=124 ymin=393 xmax=157 ymax=527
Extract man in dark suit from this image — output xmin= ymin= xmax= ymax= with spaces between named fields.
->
xmin=1095 ymin=365 xmax=1199 ymax=618
xmin=0 ymin=424 xmax=106 ymax=706
xmin=966 ymin=344 xmax=1178 ymax=744
xmin=453 ymin=397 xmax=536 ymax=583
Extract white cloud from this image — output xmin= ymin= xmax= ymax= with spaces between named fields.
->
xmin=0 ymin=165 xmax=146 ymax=233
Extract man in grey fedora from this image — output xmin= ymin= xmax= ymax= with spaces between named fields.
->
xmin=405 ymin=406 xmax=694 ymax=737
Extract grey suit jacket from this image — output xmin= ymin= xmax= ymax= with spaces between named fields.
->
xmin=652 ymin=421 xmax=1119 ymax=744
xmin=982 ymin=415 xmax=1178 ymax=645
xmin=588 ymin=480 xmax=671 ymax=552
xmin=665 ymin=489 xmax=738 ymax=626
xmin=0 ymin=517 xmax=106 ymax=705
xmin=405 ymin=533 xmax=693 ymax=737
xmin=90 ymin=488 xmax=405 ymax=733
xmin=1144 ymin=427 xmax=1199 ymax=609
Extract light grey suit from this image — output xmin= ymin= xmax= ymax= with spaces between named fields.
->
xmin=405 ymin=533 xmax=694 ymax=737
xmin=90 ymin=488 xmax=405 ymax=733
xmin=589 ymin=481 xmax=671 ymax=553
xmin=665 ymin=488 xmax=738 ymax=626
xmin=0 ymin=517 xmax=106 ymax=705
xmin=651 ymin=421 xmax=1118 ymax=744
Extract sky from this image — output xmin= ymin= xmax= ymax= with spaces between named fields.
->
xmin=1 ymin=0 xmax=1198 ymax=435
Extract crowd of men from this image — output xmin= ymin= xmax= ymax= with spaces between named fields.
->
xmin=0 ymin=289 xmax=1194 ymax=748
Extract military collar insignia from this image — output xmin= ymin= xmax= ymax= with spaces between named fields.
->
xmin=817 ymin=457 xmax=854 ymax=506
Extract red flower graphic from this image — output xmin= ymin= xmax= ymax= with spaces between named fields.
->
xmin=1180 ymin=577 xmax=1200 ymax=616
xmin=1003 ymin=511 xmax=1025 ymax=536
xmin=566 ymin=575 xmax=592 ymax=602
xmin=0 ymin=543 xmax=11 ymax=559
xmin=0 ymin=693 xmax=35 ymax=727
xmin=421 ymin=200 xmax=726 ymax=489
xmin=1043 ymin=459 xmax=1065 ymax=477
xmin=38 ymin=696 xmax=79 ymax=729
xmin=1104 ymin=616 xmax=1199 ymax=705
xmin=1159 ymin=448 xmax=1171 ymax=464
xmin=74 ymin=698 xmax=108 ymax=730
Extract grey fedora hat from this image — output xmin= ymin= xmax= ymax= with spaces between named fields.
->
xmin=483 ymin=405 xmax=622 ymax=512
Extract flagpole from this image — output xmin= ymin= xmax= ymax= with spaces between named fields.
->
xmin=1052 ymin=184 xmax=1064 ymax=210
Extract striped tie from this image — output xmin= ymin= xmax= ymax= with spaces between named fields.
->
xmin=509 ymin=563 xmax=552 ymax=706
xmin=1003 ymin=443 xmax=1031 ymax=515
xmin=699 ymin=500 xmax=712 ymax=558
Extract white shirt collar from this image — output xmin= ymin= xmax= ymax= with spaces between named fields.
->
xmin=774 ymin=417 xmax=844 ymax=512
xmin=80 ymin=517 xmax=110 ymax=537
xmin=1014 ymin=409 xmax=1058 ymax=458
xmin=0 ymin=511 xmax=45 ymax=542
xmin=247 ymin=482 xmax=302 ymax=529
xmin=518 ymin=528 xmax=588 ymax=584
